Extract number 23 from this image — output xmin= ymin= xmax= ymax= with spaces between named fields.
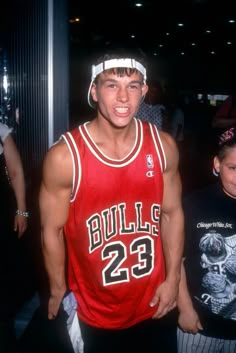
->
xmin=102 ymin=236 xmax=154 ymax=286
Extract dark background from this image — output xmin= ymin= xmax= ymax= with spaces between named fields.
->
xmin=68 ymin=0 xmax=236 ymax=118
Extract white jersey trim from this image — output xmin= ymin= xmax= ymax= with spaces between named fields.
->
xmin=61 ymin=132 xmax=81 ymax=202
xmin=79 ymin=119 xmax=143 ymax=167
xmin=149 ymin=123 xmax=167 ymax=173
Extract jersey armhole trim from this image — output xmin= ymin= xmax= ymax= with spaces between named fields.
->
xmin=61 ymin=132 xmax=81 ymax=202
xmin=149 ymin=124 xmax=167 ymax=172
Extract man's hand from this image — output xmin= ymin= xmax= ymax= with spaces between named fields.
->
xmin=150 ymin=279 xmax=178 ymax=319
xmin=48 ymin=290 xmax=66 ymax=320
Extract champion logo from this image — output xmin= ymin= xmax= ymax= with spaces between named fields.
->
xmin=146 ymin=170 xmax=155 ymax=177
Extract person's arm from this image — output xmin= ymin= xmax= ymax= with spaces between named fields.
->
xmin=151 ymin=132 xmax=184 ymax=318
xmin=177 ymin=260 xmax=203 ymax=333
xmin=39 ymin=140 xmax=72 ymax=319
xmin=211 ymin=116 xmax=236 ymax=129
xmin=3 ymin=134 xmax=27 ymax=238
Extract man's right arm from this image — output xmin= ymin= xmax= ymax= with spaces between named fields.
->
xmin=39 ymin=141 xmax=73 ymax=319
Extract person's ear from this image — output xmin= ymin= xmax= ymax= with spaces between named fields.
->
xmin=91 ymin=84 xmax=98 ymax=104
xmin=213 ymin=156 xmax=220 ymax=175
xmin=141 ymin=84 xmax=148 ymax=98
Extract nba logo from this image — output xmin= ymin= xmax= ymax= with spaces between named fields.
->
xmin=146 ymin=154 xmax=154 ymax=168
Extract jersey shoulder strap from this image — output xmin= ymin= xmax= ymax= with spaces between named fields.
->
xmin=61 ymin=127 xmax=81 ymax=201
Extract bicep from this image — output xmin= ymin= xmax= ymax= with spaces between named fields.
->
xmin=40 ymin=144 xmax=73 ymax=231
xmin=161 ymin=133 xmax=182 ymax=217
xmin=40 ymin=182 xmax=71 ymax=230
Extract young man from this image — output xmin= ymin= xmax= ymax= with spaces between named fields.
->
xmin=39 ymin=51 xmax=184 ymax=353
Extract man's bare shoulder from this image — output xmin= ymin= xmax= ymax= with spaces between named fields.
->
xmin=45 ymin=139 xmax=70 ymax=162
xmin=43 ymin=139 xmax=73 ymax=185
xmin=158 ymin=130 xmax=177 ymax=152
xmin=158 ymin=130 xmax=179 ymax=171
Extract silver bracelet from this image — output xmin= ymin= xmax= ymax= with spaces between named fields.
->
xmin=16 ymin=209 xmax=29 ymax=218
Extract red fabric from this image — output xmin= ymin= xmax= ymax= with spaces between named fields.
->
xmin=62 ymin=120 xmax=166 ymax=329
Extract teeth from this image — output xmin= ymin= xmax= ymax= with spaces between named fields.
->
xmin=115 ymin=107 xmax=128 ymax=113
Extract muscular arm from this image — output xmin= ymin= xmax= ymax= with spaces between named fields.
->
xmin=151 ymin=132 xmax=184 ymax=318
xmin=4 ymin=134 xmax=27 ymax=237
xmin=39 ymin=140 xmax=72 ymax=319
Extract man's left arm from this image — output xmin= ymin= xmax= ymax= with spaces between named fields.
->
xmin=151 ymin=132 xmax=184 ymax=319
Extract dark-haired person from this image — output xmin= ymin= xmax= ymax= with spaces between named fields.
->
xmin=212 ymin=93 xmax=236 ymax=131
xmin=177 ymin=126 xmax=236 ymax=353
xmin=39 ymin=51 xmax=184 ymax=353
xmin=137 ymin=79 xmax=169 ymax=131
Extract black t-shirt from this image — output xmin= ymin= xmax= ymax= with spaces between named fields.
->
xmin=183 ymin=182 xmax=236 ymax=338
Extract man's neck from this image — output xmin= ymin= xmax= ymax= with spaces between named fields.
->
xmin=87 ymin=118 xmax=136 ymax=160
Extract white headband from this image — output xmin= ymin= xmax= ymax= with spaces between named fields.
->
xmin=87 ymin=58 xmax=147 ymax=108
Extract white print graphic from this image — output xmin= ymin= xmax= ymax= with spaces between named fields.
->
xmin=86 ymin=202 xmax=161 ymax=287
xmin=87 ymin=202 xmax=160 ymax=253
xmin=146 ymin=170 xmax=155 ymax=178
xmin=199 ymin=231 xmax=236 ymax=320
xmin=197 ymin=222 xmax=233 ymax=230
xmin=102 ymin=236 xmax=154 ymax=286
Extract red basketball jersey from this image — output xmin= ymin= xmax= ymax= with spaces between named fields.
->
xmin=62 ymin=119 xmax=166 ymax=329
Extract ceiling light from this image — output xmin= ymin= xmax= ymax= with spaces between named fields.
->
xmin=69 ymin=18 xmax=80 ymax=23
